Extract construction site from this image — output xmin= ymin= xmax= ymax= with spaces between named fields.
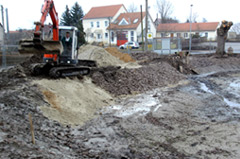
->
xmin=0 ymin=44 xmax=240 ymax=158
xmin=1 ymin=0 xmax=240 ymax=158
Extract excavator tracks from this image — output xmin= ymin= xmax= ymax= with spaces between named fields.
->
xmin=49 ymin=66 xmax=91 ymax=78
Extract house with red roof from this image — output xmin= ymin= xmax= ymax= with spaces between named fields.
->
xmin=83 ymin=4 xmax=127 ymax=45
xmin=108 ymin=12 xmax=156 ymax=46
xmin=157 ymin=22 xmax=220 ymax=40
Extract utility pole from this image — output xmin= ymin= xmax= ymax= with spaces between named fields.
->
xmin=140 ymin=5 xmax=144 ymax=51
xmin=5 ymin=8 xmax=9 ymax=43
xmin=144 ymin=0 xmax=148 ymax=51
xmin=1 ymin=5 xmax=6 ymax=68
xmin=189 ymin=4 xmax=193 ymax=54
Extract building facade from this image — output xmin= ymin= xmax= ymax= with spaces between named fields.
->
xmin=83 ymin=4 xmax=127 ymax=45
xmin=108 ymin=12 xmax=156 ymax=46
xmin=157 ymin=22 xmax=220 ymax=41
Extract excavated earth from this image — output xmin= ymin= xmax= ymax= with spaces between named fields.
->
xmin=1 ymin=50 xmax=240 ymax=158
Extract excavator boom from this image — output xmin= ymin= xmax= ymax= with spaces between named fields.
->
xmin=18 ymin=0 xmax=62 ymax=55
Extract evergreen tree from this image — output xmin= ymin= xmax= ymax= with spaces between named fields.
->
xmin=70 ymin=2 xmax=85 ymax=44
xmin=60 ymin=2 xmax=85 ymax=45
xmin=60 ymin=5 xmax=72 ymax=26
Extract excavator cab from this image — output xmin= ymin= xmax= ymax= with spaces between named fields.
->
xmin=58 ymin=26 xmax=79 ymax=65
xmin=42 ymin=26 xmax=79 ymax=65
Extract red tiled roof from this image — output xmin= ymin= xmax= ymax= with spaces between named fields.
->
xmin=157 ymin=22 xmax=219 ymax=32
xmin=83 ymin=4 xmax=125 ymax=19
xmin=108 ymin=12 xmax=146 ymax=30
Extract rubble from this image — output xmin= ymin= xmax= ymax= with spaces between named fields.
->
xmin=1 ymin=47 xmax=240 ymax=158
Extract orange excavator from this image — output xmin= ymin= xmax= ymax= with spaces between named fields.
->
xmin=19 ymin=0 xmax=96 ymax=78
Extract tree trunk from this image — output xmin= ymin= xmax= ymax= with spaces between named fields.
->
xmin=216 ymin=28 xmax=226 ymax=56
xmin=215 ymin=21 xmax=233 ymax=56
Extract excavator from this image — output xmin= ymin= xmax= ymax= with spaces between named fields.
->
xmin=18 ymin=0 xmax=96 ymax=78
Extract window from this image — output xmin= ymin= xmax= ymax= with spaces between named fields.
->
xmin=119 ymin=18 xmax=129 ymax=25
xmin=111 ymin=32 xmax=114 ymax=42
xmin=161 ymin=33 xmax=164 ymax=37
xmin=105 ymin=21 xmax=108 ymax=27
xmin=205 ymin=32 xmax=208 ymax=37
xmin=131 ymin=31 xmax=134 ymax=41
xmin=97 ymin=34 xmax=101 ymax=39
xmin=97 ymin=21 xmax=100 ymax=28
xmin=91 ymin=22 xmax=94 ymax=28
xmin=177 ymin=33 xmax=181 ymax=37
xmin=91 ymin=33 xmax=94 ymax=38
xmin=133 ymin=19 xmax=139 ymax=24
xmin=184 ymin=33 xmax=188 ymax=38
xmin=105 ymin=33 xmax=108 ymax=39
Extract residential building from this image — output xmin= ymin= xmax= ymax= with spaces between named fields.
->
xmin=83 ymin=4 xmax=127 ymax=45
xmin=157 ymin=22 xmax=220 ymax=41
xmin=108 ymin=12 xmax=156 ymax=46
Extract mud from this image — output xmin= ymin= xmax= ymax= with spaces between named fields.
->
xmin=1 ymin=52 xmax=240 ymax=158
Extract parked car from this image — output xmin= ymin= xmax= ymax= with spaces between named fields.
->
xmin=119 ymin=41 xmax=139 ymax=49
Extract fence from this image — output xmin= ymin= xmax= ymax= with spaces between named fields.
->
xmin=0 ymin=45 xmax=30 ymax=68
xmin=153 ymin=37 xmax=182 ymax=54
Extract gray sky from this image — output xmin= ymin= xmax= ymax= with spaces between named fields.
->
xmin=0 ymin=0 xmax=239 ymax=31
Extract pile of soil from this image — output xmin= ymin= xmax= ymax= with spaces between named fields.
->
xmin=131 ymin=52 xmax=196 ymax=75
xmin=105 ymin=47 xmax=136 ymax=63
xmin=33 ymin=78 xmax=113 ymax=126
xmin=91 ymin=62 xmax=186 ymax=96
xmin=78 ymin=45 xmax=124 ymax=67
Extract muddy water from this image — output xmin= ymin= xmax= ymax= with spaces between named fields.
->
xmin=80 ymin=71 xmax=240 ymax=158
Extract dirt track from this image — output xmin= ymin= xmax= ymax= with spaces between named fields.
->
xmin=1 ymin=51 xmax=240 ymax=158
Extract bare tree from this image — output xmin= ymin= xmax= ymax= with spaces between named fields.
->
xmin=128 ymin=3 xmax=138 ymax=12
xmin=202 ymin=18 xmax=207 ymax=23
xmin=231 ymin=23 xmax=240 ymax=35
xmin=216 ymin=20 xmax=233 ymax=56
xmin=192 ymin=12 xmax=199 ymax=23
xmin=156 ymin=0 xmax=174 ymax=23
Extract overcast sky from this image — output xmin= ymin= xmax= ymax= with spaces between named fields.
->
xmin=0 ymin=0 xmax=239 ymax=31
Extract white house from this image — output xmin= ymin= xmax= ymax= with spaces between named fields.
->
xmin=157 ymin=22 xmax=220 ymax=41
xmin=107 ymin=12 xmax=156 ymax=46
xmin=83 ymin=4 xmax=127 ymax=45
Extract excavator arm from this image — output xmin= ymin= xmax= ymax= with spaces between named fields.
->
xmin=18 ymin=0 xmax=62 ymax=54
xmin=34 ymin=0 xmax=59 ymax=41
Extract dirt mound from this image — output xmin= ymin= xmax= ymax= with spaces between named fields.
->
xmin=91 ymin=62 xmax=186 ymax=96
xmin=105 ymin=47 xmax=136 ymax=63
xmin=33 ymin=78 xmax=114 ymax=126
xmin=78 ymin=45 xmax=124 ymax=67
xmin=131 ymin=52 xmax=196 ymax=74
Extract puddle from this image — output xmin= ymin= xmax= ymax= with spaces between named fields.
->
xmin=107 ymin=93 xmax=162 ymax=117
xmin=223 ymin=98 xmax=240 ymax=108
xmin=199 ymin=80 xmax=240 ymax=109
xmin=199 ymin=82 xmax=215 ymax=94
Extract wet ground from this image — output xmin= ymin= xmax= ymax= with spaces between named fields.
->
xmin=1 ymin=53 xmax=240 ymax=158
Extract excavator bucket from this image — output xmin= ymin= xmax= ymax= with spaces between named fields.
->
xmin=18 ymin=39 xmax=63 ymax=55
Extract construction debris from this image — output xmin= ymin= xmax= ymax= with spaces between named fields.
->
xmin=2 ymin=46 xmax=240 ymax=158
